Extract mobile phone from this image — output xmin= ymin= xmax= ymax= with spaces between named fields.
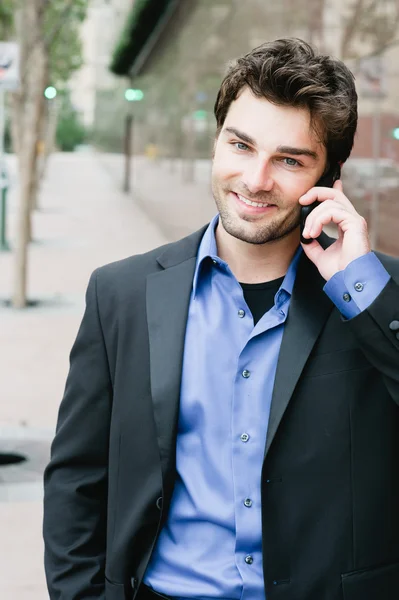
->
xmin=300 ymin=164 xmax=341 ymax=244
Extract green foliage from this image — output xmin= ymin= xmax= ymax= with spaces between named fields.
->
xmin=56 ymin=92 xmax=86 ymax=152
xmin=0 ymin=0 xmax=88 ymax=83
xmin=0 ymin=0 xmax=14 ymax=40
xmin=110 ymin=0 xmax=175 ymax=75
xmin=44 ymin=0 xmax=88 ymax=85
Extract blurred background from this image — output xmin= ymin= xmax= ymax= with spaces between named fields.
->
xmin=1 ymin=0 xmax=399 ymax=597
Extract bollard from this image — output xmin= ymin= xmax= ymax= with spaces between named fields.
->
xmin=0 ymin=169 xmax=10 ymax=252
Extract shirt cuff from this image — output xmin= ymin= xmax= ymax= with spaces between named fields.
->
xmin=323 ymin=252 xmax=391 ymax=319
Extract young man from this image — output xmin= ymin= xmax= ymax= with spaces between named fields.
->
xmin=43 ymin=39 xmax=399 ymax=600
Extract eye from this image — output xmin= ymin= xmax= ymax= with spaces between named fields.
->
xmin=233 ymin=142 xmax=250 ymax=151
xmin=283 ymin=157 xmax=300 ymax=167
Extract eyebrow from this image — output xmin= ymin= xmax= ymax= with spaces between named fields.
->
xmin=224 ymin=127 xmax=256 ymax=147
xmin=276 ymin=145 xmax=318 ymax=160
xmin=223 ymin=127 xmax=318 ymax=160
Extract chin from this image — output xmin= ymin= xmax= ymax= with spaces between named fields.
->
xmin=220 ymin=212 xmax=300 ymax=245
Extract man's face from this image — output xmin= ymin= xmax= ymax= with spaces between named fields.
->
xmin=212 ymin=88 xmax=327 ymax=245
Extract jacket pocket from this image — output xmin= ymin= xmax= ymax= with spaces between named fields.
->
xmin=105 ymin=576 xmax=127 ymax=600
xmin=341 ymin=561 xmax=399 ymax=600
xmin=302 ymin=348 xmax=370 ymax=379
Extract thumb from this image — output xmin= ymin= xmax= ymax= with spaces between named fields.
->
xmin=301 ymin=238 xmax=324 ymax=265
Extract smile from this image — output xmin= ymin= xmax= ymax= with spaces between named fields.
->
xmin=236 ymin=193 xmax=272 ymax=208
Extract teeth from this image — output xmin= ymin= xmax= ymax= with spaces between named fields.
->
xmin=237 ymin=193 xmax=269 ymax=208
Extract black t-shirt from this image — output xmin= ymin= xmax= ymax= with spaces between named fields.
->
xmin=240 ymin=276 xmax=285 ymax=325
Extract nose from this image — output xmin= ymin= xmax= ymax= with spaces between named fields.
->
xmin=242 ymin=159 xmax=274 ymax=194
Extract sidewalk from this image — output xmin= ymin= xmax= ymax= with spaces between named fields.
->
xmin=99 ymin=154 xmax=217 ymax=241
xmin=0 ymin=151 xmax=168 ymax=599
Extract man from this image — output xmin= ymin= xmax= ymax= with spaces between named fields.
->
xmin=43 ymin=38 xmax=399 ymax=600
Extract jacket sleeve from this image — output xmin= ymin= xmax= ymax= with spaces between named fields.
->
xmin=346 ymin=277 xmax=399 ymax=404
xmin=43 ymin=270 xmax=112 ymax=599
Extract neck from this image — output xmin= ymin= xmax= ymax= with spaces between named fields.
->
xmin=215 ymin=222 xmax=300 ymax=284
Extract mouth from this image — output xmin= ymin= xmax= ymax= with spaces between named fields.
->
xmin=232 ymin=191 xmax=276 ymax=212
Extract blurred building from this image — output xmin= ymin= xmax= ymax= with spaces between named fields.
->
xmin=100 ymin=0 xmax=399 ymax=161
xmin=102 ymin=0 xmax=399 ymax=254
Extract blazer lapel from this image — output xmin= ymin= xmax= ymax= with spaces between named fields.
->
xmin=265 ymin=242 xmax=334 ymax=457
xmin=146 ymin=226 xmax=336 ymax=478
xmin=146 ymin=227 xmax=206 ymax=493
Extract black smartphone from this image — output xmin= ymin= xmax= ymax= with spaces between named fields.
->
xmin=300 ymin=164 xmax=341 ymax=244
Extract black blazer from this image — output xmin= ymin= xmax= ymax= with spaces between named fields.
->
xmin=43 ymin=227 xmax=399 ymax=600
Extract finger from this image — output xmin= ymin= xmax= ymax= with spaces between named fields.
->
xmin=300 ymin=238 xmax=325 ymax=263
xmin=333 ymin=179 xmax=343 ymax=192
xmin=302 ymin=201 xmax=348 ymax=236
xmin=302 ymin=198 xmax=357 ymax=234
xmin=299 ymin=185 xmax=354 ymax=211
xmin=303 ymin=205 xmax=355 ymax=239
xmin=298 ymin=186 xmax=336 ymax=205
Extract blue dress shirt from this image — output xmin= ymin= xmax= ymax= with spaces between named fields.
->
xmin=144 ymin=217 xmax=390 ymax=600
xmin=323 ymin=252 xmax=390 ymax=318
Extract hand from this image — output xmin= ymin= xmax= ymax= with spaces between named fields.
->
xmin=299 ymin=180 xmax=371 ymax=281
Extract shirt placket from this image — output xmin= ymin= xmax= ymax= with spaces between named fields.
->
xmin=231 ymin=300 xmax=289 ymax=599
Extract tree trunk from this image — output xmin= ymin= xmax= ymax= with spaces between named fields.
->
xmin=11 ymin=1 xmax=47 ymax=308
xmin=32 ymin=62 xmax=52 ymax=211
xmin=38 ymin=97 xmax=59 ymax=183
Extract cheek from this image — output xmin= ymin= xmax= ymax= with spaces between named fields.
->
xmin=212 ymin=153 xmax=238 ymax=183
xmin=279 ymin=175 xmax=315 ymax=207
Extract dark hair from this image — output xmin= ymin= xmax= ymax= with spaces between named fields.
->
xmin=214 ymin=38 xmax=358 ymax=165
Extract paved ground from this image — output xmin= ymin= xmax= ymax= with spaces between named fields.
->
xmin=98 ymin=154 xmax=216 ymax=241
xmin=0 ymin=151 xmax=175 ymax=599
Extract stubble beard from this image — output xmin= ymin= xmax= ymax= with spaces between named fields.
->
xmin=213 ymin=183 xmax=301 ymax=245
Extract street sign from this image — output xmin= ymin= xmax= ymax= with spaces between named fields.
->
xmin=0 ymin=42 xmax=20 ymax=91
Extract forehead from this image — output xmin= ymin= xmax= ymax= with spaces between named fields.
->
xmin=223 ymin=88 xmax=324 ymax=155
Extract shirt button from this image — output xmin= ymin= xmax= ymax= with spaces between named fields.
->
xmin=244 ymin=498 xmax=252 ymax=507
xmin=354 ymin=282 xmax=364 ymax=292
xmin=245 ymin=555 xmax=253 ymax=564
xmin=242 ymin=369 xmax=251 ymax=378
xmin=389 ymin=320 xmax=399 ymax=331
xmin=238 ymin=309 xmax=245 ymax=318
xmin=343 ymin=292 xmax=351 ymax=302
xmin=131 ymin=577 xmax=138 ymax=590
xmin=240 ymin=433 xmax=249 ymax=442
xmin=212 ymin=259 xmax=217 ymax=265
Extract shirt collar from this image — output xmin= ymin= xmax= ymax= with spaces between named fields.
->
xmin=275 ymin=244 xmax=302 ymax=308
xmin=193 ymin=214 xmax=302 ymax=300
xmin=192 ymin=214 xmax=220 ymax=295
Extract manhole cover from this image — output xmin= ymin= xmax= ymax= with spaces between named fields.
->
xmin=0 ymin=453 xmax=26 ymax=466
xmin=0 ymin=294 xmax=85 ymax=314
xmin=0 ymin=425 xmax=53 ymax=502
